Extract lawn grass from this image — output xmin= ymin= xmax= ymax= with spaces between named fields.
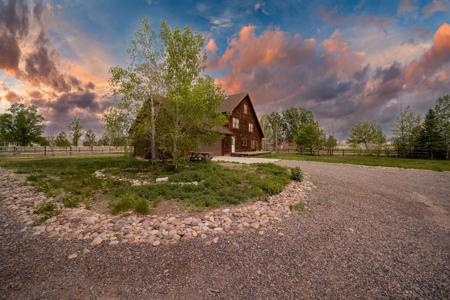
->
xmin=261 ymin=152 xmax=450 ymax=171
xmin=0 ymin=155 xmax=291 ymax=213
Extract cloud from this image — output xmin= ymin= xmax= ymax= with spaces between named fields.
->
xmin=411 ymin=27 xmax=432 ymax=38
xmin=423 ymin=0 xmax=449 ymax=17
xmin=397 ymin=0 xmax=417 ymax=15
xmin=206 ymin=38 xmax=217 ymax=53
xmin=210 ymin=23 xmax=450 ymax=139
xmin=3 ymin=89 xmax=20 ymax=103
xmin=317 ymin=4 xmax=343 ymax=26
xmin=0 ymin=0 xmax=113 ymax=135
xmin=0 ymin=0 xmax=29 ymax=73
xmin=254 ymin=2 xmax=269 ymax=15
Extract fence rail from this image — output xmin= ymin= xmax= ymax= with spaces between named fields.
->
xmin=0 ymin=146 xmax=131 ymax=156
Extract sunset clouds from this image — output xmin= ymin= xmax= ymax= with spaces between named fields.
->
xmin=0 ymin=0 xmax=112 ymax=134
xmin=0 ymin=0 xmax=449 ymax=139
xmin=211 ymin=22 xmax=450 ymax=137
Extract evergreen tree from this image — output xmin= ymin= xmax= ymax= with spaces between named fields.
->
xmin=414 ymin=109 xmax=446 ymax=159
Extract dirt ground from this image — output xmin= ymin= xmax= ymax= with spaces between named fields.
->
xmin=1 ymin=160 xmax=449 ymax=299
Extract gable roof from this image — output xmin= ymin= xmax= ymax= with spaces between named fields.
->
xmin=220 ymin=92 xmax=264 ymax=138
xmin=220 ymin=93 xmax=248 ymax=113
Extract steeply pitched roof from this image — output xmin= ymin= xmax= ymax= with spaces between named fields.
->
xmin=220 ymin=93 xmax=248 ymax=113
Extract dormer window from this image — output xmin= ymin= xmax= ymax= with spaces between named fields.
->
xmin=244 ymin=104 xmax=248 ymax=114
xmin=248 ymin=123 xmax=253 ymax=133
xmin=232 ymin=117 xmax=239 ymax=129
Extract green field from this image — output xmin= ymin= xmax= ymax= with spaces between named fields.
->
xmin=0 ymin=156 xmax=291 ymax=215
xmin=261 ymin=152 xmax=450 ymax=171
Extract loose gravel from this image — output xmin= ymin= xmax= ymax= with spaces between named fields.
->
xmin=1 ymin=160 xmax=449 ymax=299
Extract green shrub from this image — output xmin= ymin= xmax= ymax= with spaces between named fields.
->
xmin=134 ymin=198 xmax=150 ymax=214
xmin=290 ymin=167 xmax=303 ymax=181
xmin=34 ymin=202 xmax=58 ymax=223
xmin=289 ymin=202 xmax=305 ymax=213
xmin=62 ymin=194 xmax=81 ymax=208
xmin=260 ymin=180 xmax=284 ymax=195
xmin=111 ymin=193 xmax=149 ymax=215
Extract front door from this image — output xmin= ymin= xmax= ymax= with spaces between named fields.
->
xmin=231 ymin=136 xmax=235 ymax=153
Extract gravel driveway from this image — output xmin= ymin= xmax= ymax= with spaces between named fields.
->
xmin=1 ymin=161 xmax=449 ymax=299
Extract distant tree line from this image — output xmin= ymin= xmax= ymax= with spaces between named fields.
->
xmin=0 ymin=103 xmax=108 ymax=148
xmin=260 ymin=95 xmax=449 ymax=160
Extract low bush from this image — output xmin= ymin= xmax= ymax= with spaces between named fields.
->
xmin=134 ymin=198 xmax=150 ymax=214
xmin=260 ymin=180 xmax=284 ymax=195
xmin=111 ymin=193 xmax=149 ymax=215
xmin=290 ymin=167 xmax=303 ymax=181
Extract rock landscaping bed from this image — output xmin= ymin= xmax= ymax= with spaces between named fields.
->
xmin=0 ymin=167 xmax=314 ymax=248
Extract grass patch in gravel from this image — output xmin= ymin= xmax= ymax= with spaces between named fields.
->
xmin=261 ymin=153 xmax=450 ymax=172
xmin=33 ymin=202 xmax=58 ymax=224
xmin=289 ymin=202 xmax=305 ymax=213
xmin=0 ymin=156 xmax=291 ymax=213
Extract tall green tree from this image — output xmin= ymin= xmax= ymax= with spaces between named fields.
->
xmin=260 ymin=112 xmax=283 ymax=150
xmin=281 ymin=107 xmax=314 ymax=143
xmin=414 ymin=108 xmax=446 ymax=159
xmin=110 ymin=17 xmax=165 ymax=162
xmin=348 ymin=121 xmax=386 ymax=151
xmin=325 ymin=135 xmax=337 ymax=155
xmin=0 ymin=103 xmax=44 ymax=146
xmin=159 ymin=21 xmax=225 ymax=167
xmin=392 ymin=106 xmax=421 ymax=157
xmin=103 ymin=107 xmax=128 ymax=146
xmin=55 ymin=131 xmax=71 ymax=147
xmin=83 ymin=129 xmax=97 ymax=146
xmin=434 ymin=95 xmax=450 ymax=159
xmin=68 ymin=117 xmax=83 ymax=146
xmin=295 ymin=122 xmax=324 ymax=155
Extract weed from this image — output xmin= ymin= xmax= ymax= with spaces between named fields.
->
xmin=290 ymin=167 xmax=303 ymax=181
xmin=34 ymin=201 xmax=58 ymax=224
xmin=62 ymin=194 xmax=81 ymax=208
xmin=289 ymin=202 xmax=305 ymax=213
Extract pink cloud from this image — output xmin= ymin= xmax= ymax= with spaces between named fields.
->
xmin=423 ymin=0 xmax=449 ymax=17
xmin=397 ymin=0 xmax=417 ymax=15
xmin=206 ymin=38 xmax=217 ymax=53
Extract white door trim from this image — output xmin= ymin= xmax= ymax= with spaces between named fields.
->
xmin=231 ymin=136 xmax=235 ymax=153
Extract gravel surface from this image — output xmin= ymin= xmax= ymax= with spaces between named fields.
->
xmin=1 ymin=160 xmax=449 ymax=299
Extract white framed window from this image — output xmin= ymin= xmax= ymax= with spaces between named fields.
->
xmin=251 ymin=140 xmax=256 ymax=149
xmin=248 ymin=123 xmax=253 ymax=133
xmin=243 ymin=104 xmax=248 ymax=114
xmin=232 ymin=117 xmax=239 ymax=129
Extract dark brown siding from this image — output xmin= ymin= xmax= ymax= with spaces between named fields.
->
xmin=199 ymin=139 xmax=223 ymax=156
xmin=226 ymin=95 xmax=263 ymax=152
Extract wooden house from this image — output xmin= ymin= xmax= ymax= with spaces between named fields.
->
xmin=199 ymin=93 xmax=264 ymax=156
xmin=132 ymin=92 xmax=264 ymax=158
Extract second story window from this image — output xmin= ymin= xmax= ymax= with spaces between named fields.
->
xmin=244 ymin=104 xmax=248 ymax=114
xmin=232 ymin=117 xmax=239 ymax=129
xmin=248 ymin=123 xmax=253 ymax=133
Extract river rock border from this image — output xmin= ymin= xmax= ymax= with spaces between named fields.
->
xmin=0 ymin=168 xmax=315 ymax=248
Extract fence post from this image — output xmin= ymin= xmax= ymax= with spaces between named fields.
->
xmin=44 ymin=146 xmax=46 ymax=156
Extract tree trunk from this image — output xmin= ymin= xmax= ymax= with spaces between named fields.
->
xmin=150 ymin=97 xmax=156 ymax=163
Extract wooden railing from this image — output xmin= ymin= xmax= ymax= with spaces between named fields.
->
xmin=0 ymin=146 xmax=132 ymax=156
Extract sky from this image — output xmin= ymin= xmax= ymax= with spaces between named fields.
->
xmin=0 ymin=0 xmax=449 ymax=140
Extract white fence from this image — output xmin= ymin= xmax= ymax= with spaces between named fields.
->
xmin=0 ymin=146 xmax=132 ymax=156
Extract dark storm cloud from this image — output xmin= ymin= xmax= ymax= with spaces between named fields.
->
xmin=302 ymin=75 xmax=353 ymax=101
xmin=0 ymin=0 xmax=110 ymax=135
xmin=0 ymin=0 xmax=28 ymax=71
